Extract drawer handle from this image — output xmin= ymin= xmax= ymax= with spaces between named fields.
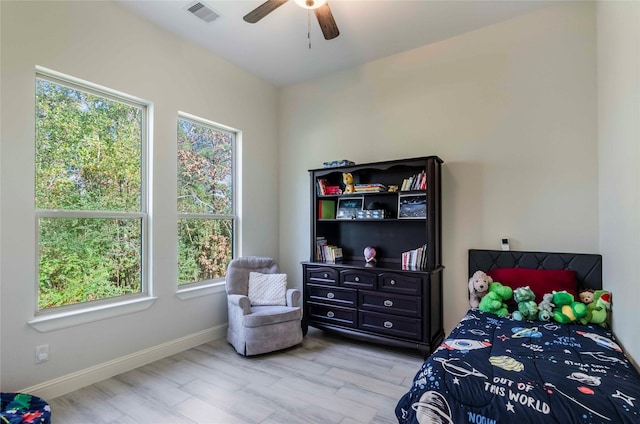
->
xmin=323 ymin=273 xmax=329 ymax=278
xmin=390 ymin=279 xmax=396 ymax=285
xmin=384 ymin=321 xmax=393 ymax=329
xmin=383 ymin=300 xmax=393 ymax=307
xmin=327 ymin=311 xmax=335 ymax=318
xmin=327 ymin=292 xmax=335 ymax=299
xmin=354 ymin=276 xmax=360 ymax=282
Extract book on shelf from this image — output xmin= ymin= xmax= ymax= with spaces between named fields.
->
xmin=354 ymin=183 xmax=387 ymax=193
xmin=316 ymin=237 xmax=327 ymax=261
xmin=325 ymin=186 xmax=342 ymax=195
xmin=315 ymin=237 xmax=343 ymax=262
xmin=401 ymin=243 xmax=428 ymax=269
xmin=400 ymin=171 xmax=427 ymax=191
xmin=317 ymin=179 xmax=328 ymax=196
xmin=318 ymin=199 xmax=336 ymax=219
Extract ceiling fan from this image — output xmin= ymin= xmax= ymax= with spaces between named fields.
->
xmin=243 ymin=0 xmax=340 ymax=41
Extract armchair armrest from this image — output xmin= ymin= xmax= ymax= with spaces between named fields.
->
xmin=286 ymin=288 xmax=301 ymax=307
xmin=227 ymin=294 xmax=251 ymax=315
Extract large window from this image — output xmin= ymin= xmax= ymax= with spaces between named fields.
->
xmin=35 ymin=70 xmax=148 ymax=311
xmin=177 ymin=114 xmax=235 ymax=286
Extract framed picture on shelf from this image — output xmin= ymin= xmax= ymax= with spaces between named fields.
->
xmin=398 ymin=194 xmax=426 ymax=219
xmin=336 ymin=197 xmax=364 ymax=219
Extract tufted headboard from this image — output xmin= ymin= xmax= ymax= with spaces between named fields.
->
xmin=468 ymin=249 xmax=602 ymax=291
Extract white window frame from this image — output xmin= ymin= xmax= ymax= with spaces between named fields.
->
xmin=30 ymin=67 xmax=155 ymax=332
xmin=176 ymin=112 xmax=237 ymax=299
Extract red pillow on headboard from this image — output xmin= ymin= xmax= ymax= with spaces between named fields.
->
xmin=486 ymin=268 xmax=578 ymax=303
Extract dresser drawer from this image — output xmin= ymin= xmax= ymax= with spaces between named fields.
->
xmin=306 ymin=267 xmax=339 ymax=286
xmin=308 ymin=302 xmax=357 ymax=328
xmin=379 ymin=272 xmax=423 ymax=296
xmin=340 ymin=269 xmax=376 ymax=289
xmin=359 ymin=311 xmax=421 ymax=340
xmin=307 ymin=284 xmax=356 ymax=307
xmin=359 ymin=290 xmax=421 ymax=318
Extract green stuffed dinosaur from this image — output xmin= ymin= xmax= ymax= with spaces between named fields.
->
xmin=579 ymin=289 xmax=611 ymax=327
xmin=479 ymin=282 xmax=513 ymax=317
xmin=512 ymin=286 xmax=538 ymax=321
xmin=552 ymin=291 xmax=587 ymax=324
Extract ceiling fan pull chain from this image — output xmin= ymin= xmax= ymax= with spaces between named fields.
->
xmin=308 ymin=10 xmax=312 ymax=49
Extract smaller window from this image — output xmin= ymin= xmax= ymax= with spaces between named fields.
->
xmin=177 ymin=114 xmax=236 ymax=286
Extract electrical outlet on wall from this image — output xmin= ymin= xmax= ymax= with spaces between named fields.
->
xmin=35 ymin=344 xmax=49 ymax=363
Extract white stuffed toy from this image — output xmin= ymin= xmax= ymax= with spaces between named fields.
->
xmin=469 ymin=270 xmax=492 ymax=308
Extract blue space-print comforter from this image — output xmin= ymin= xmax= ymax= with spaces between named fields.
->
xmin=395 ymin=309 xmax=640 ymax=424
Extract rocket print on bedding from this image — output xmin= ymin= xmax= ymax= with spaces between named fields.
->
xmin=395 ymin=310 xmax=640 ymax=424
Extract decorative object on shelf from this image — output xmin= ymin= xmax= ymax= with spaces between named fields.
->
xmin=388 ymin=185 xmax=399 ymax=192
xmin=322 ymin=159 xmax=355 ymax=168
xmin=398 ymin=194 xmax=427 ymax=219
xmin=364 ymin=246 xmax=377 ymax=263
xmin=336 ymin=197 xmax=363 ymax=219
xmin=356 ymin=209 xmax=387 ymax=219
xmin=342 ymin=172 xmax=355 ymax=194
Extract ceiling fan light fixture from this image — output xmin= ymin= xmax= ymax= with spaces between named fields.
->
xmin=294 ymin=0 xmax=328 ymax=10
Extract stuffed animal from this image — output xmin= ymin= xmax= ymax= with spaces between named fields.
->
xmin=579 ymin=290 xmax=611 ymax=327
xmin=468 ymin=270 xmax=492 ymax=308
xmin=579 ymin=289 xmax=595 ymax=305
xmin=512 ymin=286 xmax=538 ymax=321
xmin=479 ymin=282 xmax=513 ymax=317
xmin=537 ymin=292 xmax=555 ymax=321
xmin=552 ymin=291 xmax=587 ymax=324
xmin=342 ymin=173 xmax=355 ymax=194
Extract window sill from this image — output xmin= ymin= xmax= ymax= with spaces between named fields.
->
xmin=28 ymin=296 xmax=157 ymax=333
xmin=176 ymin=280 xmax=225 ymax=300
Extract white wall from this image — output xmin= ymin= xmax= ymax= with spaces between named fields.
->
xmin=597 ymin=1 xmax=640 ymax=366
xmin=0 ymin=1 xmax=279 ymax=392
xmin=279 ymin=2 xmax=599 ymax=338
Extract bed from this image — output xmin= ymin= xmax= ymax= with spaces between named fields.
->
xmin=395 ymin=249 xmax=640 ymax=424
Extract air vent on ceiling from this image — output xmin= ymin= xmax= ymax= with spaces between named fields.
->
xmin=186 ymin=1 xmax=220 ymax=23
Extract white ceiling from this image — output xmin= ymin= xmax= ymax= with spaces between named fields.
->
xmin=116 ymin=0 xmax=556 ymax=87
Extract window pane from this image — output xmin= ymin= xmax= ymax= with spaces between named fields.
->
xmin=38 ymin=217 xmax=142 ymax=310
xmin=178 ymin=218 xmax=233 ymax=285
xmin=177 ymin=118 xmax=232 ymax=215
xmin=35 ymin=78 xmax=142 ymax=211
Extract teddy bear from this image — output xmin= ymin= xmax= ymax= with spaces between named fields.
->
xmin=342 ymin=172 xmax=355 ymax=194
xmin=552 ymin=291 xmax=587 ymax=324
xmin=537 ymin=292 xmax=555 ymax=321
xmin=512 ymin=286 xmax=538 ymax=321
xmin=579 ymin=289 xmax=611 ymax=327
xmin=468 ymin=270 xmax=492 ymax=308
xmin=479 ymin=282 xmax=513 ymax=317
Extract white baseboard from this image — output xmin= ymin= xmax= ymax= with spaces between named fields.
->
xmin=20 ymin=324 xmax=227 ymax=400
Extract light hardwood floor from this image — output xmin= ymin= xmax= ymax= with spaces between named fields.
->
xmin=48 ymin=328 xmax=425 ymax=424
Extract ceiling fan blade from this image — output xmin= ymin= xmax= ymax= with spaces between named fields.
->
xmin=243 ymin=0 xmax=289 ymax=24
xmin=314 ymin=2 xmax=339 ymax=40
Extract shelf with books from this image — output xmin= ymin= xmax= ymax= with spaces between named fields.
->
xmin=308 ymin=156 xmax=441 ymax=266
xmin=304 ymin=155 xmax=444 ymax=355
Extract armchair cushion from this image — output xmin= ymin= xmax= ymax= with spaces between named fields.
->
xmin=243 ymin=305 xmax=302 ymax=327
xmin=247 ymin=272 xmax=287 ymax=306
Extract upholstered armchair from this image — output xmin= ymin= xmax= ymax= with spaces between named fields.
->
xmin=225 ymin=257 xmax=303 ymax=356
